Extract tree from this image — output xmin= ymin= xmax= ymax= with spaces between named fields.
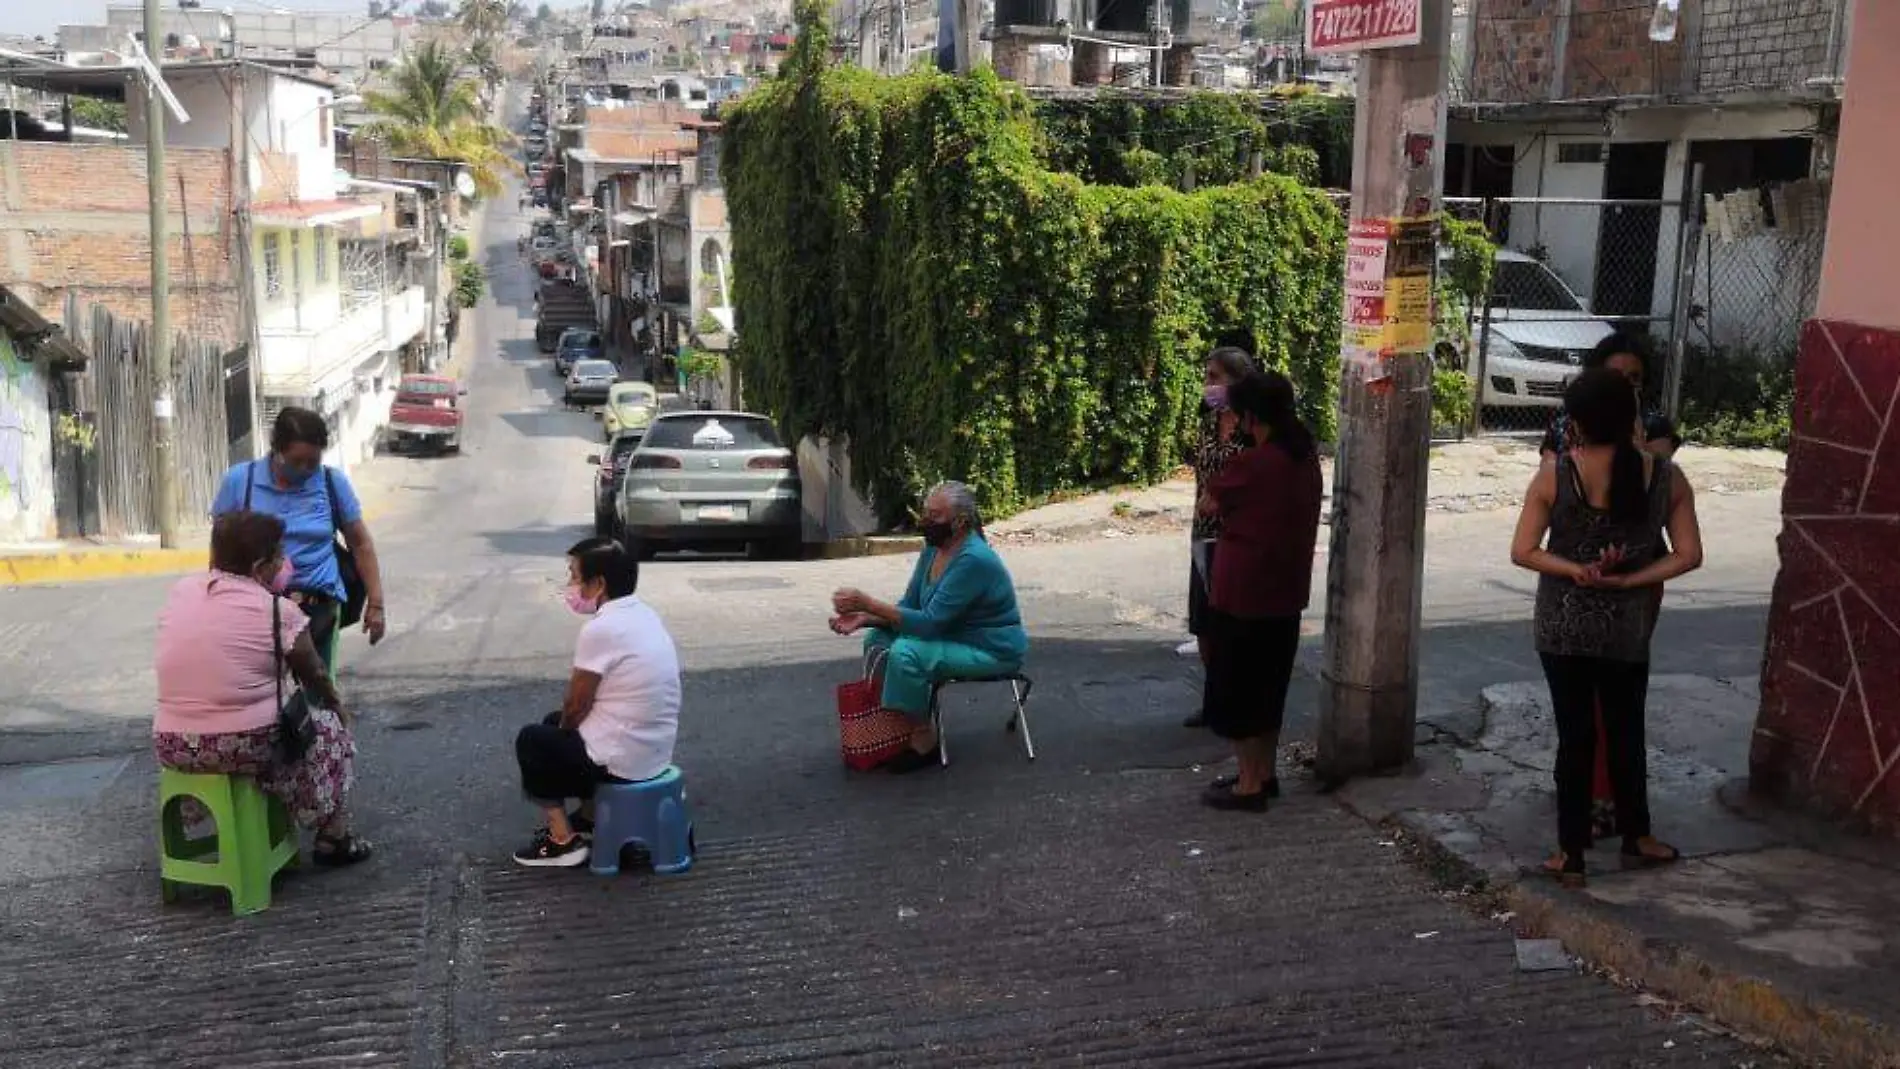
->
xmin=363 ymin=39 xmax=512 ymax=197
xmin=458 ymin=0 xmax=507 ymax=38
xmin=465 ymin=36 xmax=502 ymax=96
xmin=1249 ymin=0 xmax=1302 ymax=42
xmin=70 ymin=97 xmax=128 ymax=133
xmin=590 ymin=0 xmax=605 ymax=20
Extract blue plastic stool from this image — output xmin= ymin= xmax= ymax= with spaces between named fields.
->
xmin=590 ymin=765 xmax=695 ymax=876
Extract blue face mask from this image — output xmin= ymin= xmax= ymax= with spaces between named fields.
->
xmin=274 ymin=455 xmax=318 ymax=488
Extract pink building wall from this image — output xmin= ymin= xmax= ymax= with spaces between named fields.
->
xmin=1751 ymin=0 xmax=1900 ymax=833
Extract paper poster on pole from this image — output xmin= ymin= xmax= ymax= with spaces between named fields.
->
xmin=1307 ymin=0 xmax=1423 ymax=55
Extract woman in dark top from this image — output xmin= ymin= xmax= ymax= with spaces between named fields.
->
xmin=1511 ymin=369 xmax=1704 ymax=886
xmin=1540 ymin=333 xmax=1681 ymax=841
xmin=1196 ymin=370 xmax=1324 ymax=812
xmin=1184 ymin=346 xmax=1256 ymax=728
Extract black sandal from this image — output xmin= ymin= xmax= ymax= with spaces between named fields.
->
xmin=1209 ymin=774 xmax=1281 ymax=799
xmin=1620 ymin=836 xmax=1680 ymax=869
xmin=313 ymin=834 xmax=374 ymax=867
xmin=882 ymin=747 xmax=942 ymax=775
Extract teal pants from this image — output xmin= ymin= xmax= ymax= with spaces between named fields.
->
xmin=863 ymin=629 xmax=1018 ymax=721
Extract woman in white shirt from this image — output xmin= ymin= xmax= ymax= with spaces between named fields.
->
xmin=513 ymin=536 xmax=683 ymax=868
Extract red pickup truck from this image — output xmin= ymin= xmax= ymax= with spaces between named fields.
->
xmin=384 ymin=374 xmax=466 ymax=454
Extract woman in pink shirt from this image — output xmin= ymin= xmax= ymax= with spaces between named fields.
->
xmin=154 ymin=511 xmax=370 ymax=866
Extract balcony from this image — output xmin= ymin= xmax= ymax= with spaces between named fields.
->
xmin=260 ymin=300 xmax=387 ymax=400
xmin=382 ymin=284 xmax=427 ymax=350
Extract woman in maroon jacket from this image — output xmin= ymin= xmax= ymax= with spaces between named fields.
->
xmin=1196 ymin=369 xmax=1325 ymax=811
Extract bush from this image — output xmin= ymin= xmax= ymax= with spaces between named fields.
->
xmin=448 ymin=234 xmax=472 ymax=261
xmin=1677 ymin=343 xmax=1794 ymax=449
xmin=453 ymin=260 xmax=486 ymax=308
xmin=724 ymin=53 xmax=1345 ymax=522
xmin=1432 ymin=368 xmax=1475 ymax=435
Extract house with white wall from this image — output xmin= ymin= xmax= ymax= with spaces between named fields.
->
xmin=1448 ymin=0 xmax=1848 ymax=356
xmin=128 ymin=61 xmax=433 ymax=470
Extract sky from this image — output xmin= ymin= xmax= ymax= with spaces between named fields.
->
xmin=0 ymin=1 xmax=392 ymax=43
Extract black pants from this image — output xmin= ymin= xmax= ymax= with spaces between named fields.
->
xmin=1540 ymin=653 xmax=1652 ymax=855
xmin=1203 ymin=611 xmax=1302 ymax=741
xmin=515 ymin=712 xmax=625 ymax=806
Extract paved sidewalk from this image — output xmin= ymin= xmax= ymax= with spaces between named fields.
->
xmin=1342 ymin=674 xmax=1900 ymax=1068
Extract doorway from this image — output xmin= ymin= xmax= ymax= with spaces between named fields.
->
xmin=1593 ymin=141 xmax=1668 ymax=319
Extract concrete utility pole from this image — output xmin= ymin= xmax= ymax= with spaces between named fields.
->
xmin=146 ymin=0 xmax=181 ymax=548
xmin=1316 ymin=0 xmax=1452 ymax=782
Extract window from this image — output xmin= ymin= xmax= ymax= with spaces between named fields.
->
xmin=1490 ymin=260 xmax=1586 ymax=313
xmin=645 ymin=415 xmax=782 ymax=451
xmin=314 ymin=227 xmax=330 ymax=283
xmin=263 ymin=233 xmax=283 ymax=299
xmin=1557 ymin=142 xmax=1606 ymax=164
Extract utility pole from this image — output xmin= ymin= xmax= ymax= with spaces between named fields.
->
xmin=1316 ymin=0 xmax=1451 ymax=782
xmin=146 ymin=0 xmax=181 ymax=548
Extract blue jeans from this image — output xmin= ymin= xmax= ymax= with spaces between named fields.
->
xmin=863 ymin=629 xmax=1020 ymax=722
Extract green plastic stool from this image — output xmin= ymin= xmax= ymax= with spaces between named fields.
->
xmin=158 ymin=769 xmax=299 ymax=916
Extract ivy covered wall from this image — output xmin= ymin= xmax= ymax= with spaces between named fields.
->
xmin=723 ymin=10 xmax=1350 ymax=521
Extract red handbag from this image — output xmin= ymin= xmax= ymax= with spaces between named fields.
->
xmin=838 ymin=649 xmax=912 ymax=771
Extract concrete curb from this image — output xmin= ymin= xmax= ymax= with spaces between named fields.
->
xmin=0 ymin=546 xmax=204 ymax=587
xmin=813 ymin=535 xmax=923 ymax=560
xmin=1370 ymin=786 xmax=1900 ymax=1069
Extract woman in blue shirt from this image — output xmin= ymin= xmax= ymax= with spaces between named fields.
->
xmin=831 ymin=481 xmax=1028 ymax=773
xmin=211 ymin=407 xmax=388 ymax=669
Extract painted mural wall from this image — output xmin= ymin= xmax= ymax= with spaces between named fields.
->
xmin=0 ymin=333 xmax=55 ymax=543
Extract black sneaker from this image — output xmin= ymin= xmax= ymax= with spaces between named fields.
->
xmin=512 ymin=828 xmax=591 ymax=868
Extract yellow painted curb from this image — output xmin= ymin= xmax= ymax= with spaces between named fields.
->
xmin=0 ymin=546 xmax=205 ymax=587
xmin=818 ymin=536 xmax=924 ymax=560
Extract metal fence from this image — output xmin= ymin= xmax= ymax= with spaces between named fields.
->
xmin=1423 ymin=186 xmax=1821 ymax=437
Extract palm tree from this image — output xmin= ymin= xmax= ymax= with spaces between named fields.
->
xmin=363 ymin=39 xmax=511 ymax=197
xmin=458 ymin=0 xmax=508 ymax=40
xmin=465 ymin=35 xmax=502 ymax=97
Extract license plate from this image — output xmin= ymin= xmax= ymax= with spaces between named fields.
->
xmin=697 ymin=505 xmax=739 ymax=522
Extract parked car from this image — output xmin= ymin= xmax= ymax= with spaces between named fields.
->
xmin=531 ymin=190 xmax=548 ymax=208
xmin=554 ymin=328 xmax=603 ymax=375
xmin=614 ymin=411 xmax=803 ymax=560
xmin=564 ymin=358 xmax=619 ymax=407
xmin=1465 ymin=250 xmax=1617 ymax=408
xmin=589 ymin=429 xmax=646 ymax=535
xmin=383 ymin=374 xmax=466 ymax=453
xmin=602 ymin=380 xmax=659 ymax=440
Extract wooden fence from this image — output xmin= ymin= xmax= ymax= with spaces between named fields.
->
xmin=66 ymin=296 xmax=239 ymax=538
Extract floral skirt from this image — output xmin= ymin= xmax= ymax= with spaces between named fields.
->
xmin=154 ymin=708 xmax=355 ymax=837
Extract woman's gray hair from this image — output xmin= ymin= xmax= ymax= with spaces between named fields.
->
xmin=927 ymin=480 xmax=984 ymax=537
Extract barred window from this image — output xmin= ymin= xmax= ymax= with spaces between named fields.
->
xmin=263 ymin=233 xmax=283 ymax=299
xmin=314 ymin=227 xmax=330 ymax=283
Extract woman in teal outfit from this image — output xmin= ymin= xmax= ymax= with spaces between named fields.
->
xmin=831 ymin=481 xmax=1028 ymax=773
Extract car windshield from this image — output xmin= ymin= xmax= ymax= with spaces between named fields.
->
xmin=644 ymin=415 xmax=783 ymax=451
xmin=399 ymin=379 xmax=454 ymax=395
xmin=1491 ymin=260 xmax=1586 ymax=312
xmin=610 ymin=384 xmax=655 ymax=404
xmin=574 ymin=361 xmax=616 ymax=378
xmin=560 ymin=332 xmax=600 ymax=348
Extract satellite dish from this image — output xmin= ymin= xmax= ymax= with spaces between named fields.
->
xmin=454 ymin=170 xmax=477 ymax=198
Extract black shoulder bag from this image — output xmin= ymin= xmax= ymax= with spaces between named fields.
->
xmin=323 ymin=468 xmax=369 ymax=629
xmin=272 ymin=595 xmax=318 ymax=765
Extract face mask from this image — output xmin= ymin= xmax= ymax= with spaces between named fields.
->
xmin=920 ymin=521 xmax=956 ymax=548
xmin=564 ymin=583 xmax=602 ymax=616
xmin=269 ymin=558 xmax=294 ymax=594
xmin=275 ymin=455 xmax=318 ymax=488
xmin=1203 ymin=385 xmax=1228 ymax=409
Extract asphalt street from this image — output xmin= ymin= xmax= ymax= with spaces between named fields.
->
xmin=0 ymin=164 xmax=1787 ymax=1066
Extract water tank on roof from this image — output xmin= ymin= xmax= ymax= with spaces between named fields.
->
xmin=1091 ymin=0 xmax=1189 ymax=34
xmin=995 ymin=0 xmax=1058 ymax=26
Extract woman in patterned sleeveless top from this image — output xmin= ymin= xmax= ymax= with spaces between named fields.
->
xmin=1184 ymin=346 xmax=1257 ymax=729
xmin=1510 ymin=369 xmax=1704 ymax=887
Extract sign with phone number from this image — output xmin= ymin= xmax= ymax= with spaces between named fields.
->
xmin=1307 ymin=0 xmax=1421 ymax=54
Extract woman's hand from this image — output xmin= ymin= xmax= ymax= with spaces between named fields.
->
xmin=832 ymin=588 xmax=868 ymax=615
xmin=829 ymin=612 xmax=874 ymax=636
xmin=363 ymin=603 xmax=387 ymax=645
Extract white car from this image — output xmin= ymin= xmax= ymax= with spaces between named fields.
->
xmin=1469 ymin=251 xmax=1616 ymax=408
